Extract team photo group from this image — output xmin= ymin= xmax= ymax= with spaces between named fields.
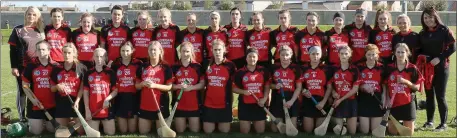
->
xmin=6 ymin=4 xmax=455 ymax=137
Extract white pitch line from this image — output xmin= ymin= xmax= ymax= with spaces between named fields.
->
xmin=1 ymin=91 xmax=15 ymax=96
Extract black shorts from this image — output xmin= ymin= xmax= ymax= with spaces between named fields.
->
xmin=91 ymin=107 xmax=115 ymax=120
xmin=26 ymin=102 xmax=55 ymax=120
xmin=238 ymin=101 xmax=266 ymax=121
xmin=201 ymin=106 xmax=232 ymax=123
xmin=333 ymin=99 xmax=357 ymax=118
xmin=138 ymin=92 xmax=170 ymax=120
xmin=54 ymin=95 xmax=85 ymax=118
xmin=269 ymin=91 xmax=299 ymax=119
xmin=175 ymin=110 xmax=201 ymax=118
xmin=257 ymin=61 xmax=271 ymax=68
xmin=137 ymin=109 xmax=170 ymax=121
xmin=231 ymin=57 xmax=246 ymax=69
xmin=301 ymin=95 xmax=328 ymax=118
xmin=357 ymin=92 xmax=384 ymax=117
xmin=390 ymin=102 xmax=416 ymax=121
xmin=114 ymin=92 xmax=139 ymax=118
xmin=80 ymin=60 xmax=94 ymax=69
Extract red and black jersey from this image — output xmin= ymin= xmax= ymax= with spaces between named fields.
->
xmin=8 ymin=25 xmax=44 ymax=68
xmin=128 ymin=27 xmax=153 ymax=60
xmin=71 ymin=28 xmax=101 ymax=62
xmin=83 ymin=66 xmax=116 ymax=118
xmin=245 ymin=27 xmax=272 ymax=62
xmin=224 ymin=24 xmax=248 ymax=60
xmin=329 ymin=65 xmax=360 ymax=100
xmin=136 ymin=62 xmax=174 ymax=111
xmin=204 ymin=59 xmax=236 ymax=108
xmin=294 ymin=27 xmax=326 ymax=63
xmin=22 ymin=61 xmax=59 ymax=110
xmin=111 ymin=59 xmax=142 ymax=93
xmin=300 ymin=63 xmax=333 ymax=97
xmin=171 ymin=62 xmax=204 ymax=111
xmin=203 ymin=26 xmax=228 ymax=59
xmin=355 ymin=62 xmax=384 ymax=93
xmin=101 ymin=24 xmax=130 ymax=61
xmin=271 ymin=63 xmax=302 ymax=93
xmin=325 ymin=27 xmax=350 ymax=65
xmin=343 ymin=22 xmax=372 ymax=63
xmin=233 ymin=66 xmax=270 ymax=104
xmin=392 ymin=30 xmax=420 ymax=62
xmin=180 ymin=28 xmax=205 ymax=63
xmin=50 ymin=63 xmax=84 ymax=97
xmin=270 ymin=26 xmax=299 ymax=61
xmin=152 ymin=24 xmax=181 ymax=65
xmin=45 ymin=24 xmax=72 ymax=62
xmin=418 ymin=24 xmax=456 ymax=68
xmin=384 ymin=63 xmax=423 ymax=108
xmin=369 ymin=26 xmax=396 ymax=58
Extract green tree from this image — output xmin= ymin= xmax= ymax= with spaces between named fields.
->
xmin=204 ymin=0 xmax=215 ymax=10
xmin=173 ymin=1 xmax=192 ymax=10
xmin=268 ymin=1 xmax=284 ymax=9
xmin=151 ymin=0 xmax=173 ymax=10
xmin=218 ymin=0 xmax=234 ymax=10
xmin=407 ymin=1 xmax=416 ymax=11
xmin=420 ymin=0 xmax=448 ymax=11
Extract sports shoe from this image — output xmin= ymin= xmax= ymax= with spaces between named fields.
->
xmin=422 ymin=122 xmax=434 ymax=129
xmin=434 ymin=124 xmax=447 ymax=132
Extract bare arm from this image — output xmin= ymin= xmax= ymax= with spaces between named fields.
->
xmin=338 ymin=85 xmax=359 ymax=101
xmin=322 ymin=83 xmax=333 ymax=103
xmin=289 ymin=82 xmax=302 ymax=102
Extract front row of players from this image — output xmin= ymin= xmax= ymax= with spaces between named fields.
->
xmin=23 ymin=39 xmax=422 ymax=136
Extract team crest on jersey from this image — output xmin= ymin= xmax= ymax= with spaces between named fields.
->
xmin=330 ymin=37 xmax=335 ymax=42
xmin=250 ymin=36 xmax=255 ymax=40
xmin=304 ymin=73 xmax=309 ymax=78
xmin=390 ymin=75 xmax=395 ymax=81
xmin=57 ymin=74 xmax=62 ymax=81
xmin=207 ymin=36 xmax=212 ymax=41
xmin=157 ymin=33 xmax=161 ymax=38
xmin=134 ymin=32 xmax=138 ymax=37
xmin=117 ymin=70 xmax=122 ymax=76
xmin=361 ymin=73 xmax=366 ymax=78
xmin=143 ymin=70 xmax=148 ymax=75
xmin=184 ymin=70 xmax=189 ymax=76
xmin=227 ymin=32 xmax=231 ymax=37
xmin=34 ymin=70 xmax=40 ymax=76
xmin=88 ymin=76 xmax=94 ymax=82
xmin=334 ymin=73 xmax=339 ymax=79
xmin=376 ymin=36 xmax=381 ymax=41
xmin=140 ymin=32 xmax=145 ymax=37
xmin=207 ymin=68 xmax=212 ymax=73
xmin=350 ymin=32 xmax=355 ymax=37
xmin=250 ymin=75 xmax=257 ymax=81
xmin=77 ymin=37 xmax=82 ymax=42
xmin=301 ymin=38 xmax=307 ymax=43
xmin=276 ymin=36 xmax=280 ymax=41
xmin=243 ymin=76 xmax=249 ymax=82
xmin=176 ymin=71 xmax=182 ymax=76
xmin=83 ymin=36 xmax=89 ymax=42
xmin=108 ymin=31 xmax=114 ymax=36
xmin=184 ymin=37 xmax=189 ymax=42
xmin=274 ymin=71 xmax=280 ymax=77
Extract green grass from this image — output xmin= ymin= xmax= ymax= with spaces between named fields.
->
xmin=1 ymin=25 xmax=456 ymax=137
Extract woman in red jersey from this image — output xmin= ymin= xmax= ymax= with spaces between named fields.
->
xmin=269 ymin=46 xmax=302 ymax=132
xmin=171 ymin=42 xmax=205 ymax=133
xmin=295 ymin=12 xmax=326 ymax=65
xmin=83 ymin=48 xmax=117 ymax=135
xmin=246 ymin=12 xmax=272 ymax=68
xmin=71 ymin=13 xmax=101 ymax=69
xmin=300 ymin=46 xmax=332 ymax=133
xmin=152 ymin=8 xmax=181 ymax=65
xmin=180 ymin=13 xmax=205 ymax=64
xmin=22 ymin=41 xmax=59 ymax=135
xmin=343 ymin=8 xmax=372 ymax=64
xmin=233 ymin=48 xmax=270 ymax=134
xmin=202 ymin=39 xmax=236 ymax=134
xmin=129 ymin=11 xmax=153 ymax=63
xmin=385 ymin=43 xmax=423 ymax=135
xmin=224 ymin=7 xmax=248 ymax=69
xmin=135 ymin=41 xmax=174 ymax=134
xmin=330 ymin=45 xmax=360 ymax=135
xmin=50 ymin=43 xmax=86 ymax=134
xmin=45 ymin=8 xmax=71 ymax=63
xmin=110 ymin=42 xmax=142 ymax=134
xmin=101 ymin=5 xmax=130 ymax=66
xmin=269 ymin=10 xmax=299 ymax=63
xmin=369 ymin=9 xmax=396 ymax=66
xmin=325 ymin=12 xmax=350 ymax=66
xmin=356 ymin=44 xmax=385 ymax=134
xmin=203 ymin=11 xmax=228 ymax=69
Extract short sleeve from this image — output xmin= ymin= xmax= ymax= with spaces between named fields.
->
xmin=8 ymin=27 xmax=20 ymax=46
xmin=50 ymin=67 xmax=61 ymax=85
xmin=263 ymin=68 xmax=271 ymax=85
xmin=21 ymin=64 xmax=34 ymax=83
xmin=164 ymin=65 xmax=175 ymax=84
xmin=294 ymin=66 xmax=302 ymax=83
xmin=108 ymin=70 xmax=117 ymax=91
xmin=233 ymin=70 xmax=245 ymax=89
xmin=351 ymin=67 xmax=359 ymax=85
xmin=100 ymin=27 xmax=108 ymax=43
xmin=269 ymin=30 xmax=277 ymax=47
xmin=136 ymin=65 xmax=144 ymax=82
xmin=83 ymin=71 xmax=90 ymax=91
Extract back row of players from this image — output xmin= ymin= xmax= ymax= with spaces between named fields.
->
xmin=9 ymin=6 xmax=455 ymax=136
